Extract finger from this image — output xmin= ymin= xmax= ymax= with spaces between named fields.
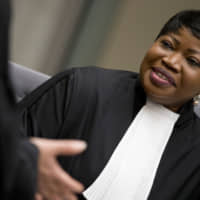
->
xmin=53 ymin=160 xmax=85 ymax=193
xmin=49 ymin=140 xmax=87 ymax=156
xmin=31 ymin=138 xmax=87 ymax=156
xmin=35 ymin=193 xmax=43 ymax=200
xmin=63 ymin=192 xmax=78 ymax=200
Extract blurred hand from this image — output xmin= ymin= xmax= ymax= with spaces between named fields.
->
xmin=31 ymin=138 xmax=87 ymax=200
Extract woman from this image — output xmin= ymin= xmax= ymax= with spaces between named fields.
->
xmin=19 ymin=10 xmax=200 ymax=199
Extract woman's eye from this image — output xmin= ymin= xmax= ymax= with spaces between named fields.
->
xmin=161 ymin=40 xmax=173 ymax=50
xmin=187 ymin=57 xmax=200 ymax=67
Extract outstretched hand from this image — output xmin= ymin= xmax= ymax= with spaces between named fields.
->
xmin=31 ymin=138 xmax=87 ymax=200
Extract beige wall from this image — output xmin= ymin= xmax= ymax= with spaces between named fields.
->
xmin=11 ymin=0 xmax=200 ymax=74
xmin=11 ymin=0 xmax=86 ymax=74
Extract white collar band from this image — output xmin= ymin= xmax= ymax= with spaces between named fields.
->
xmin=83 ymin=99 xmax=179 ymax=200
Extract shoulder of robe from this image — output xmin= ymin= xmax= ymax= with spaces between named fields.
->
xmin=72 ymin=66 xmax=138 ymax=95
xmin=17 ymin=67 xmax=75 ymax=110
xmin=18 ymin=66 xmax=137 ymax=109
xmin=68 ymin=66 xmax=139 ymax=109
xmin=17 ymin=66 xmax=138 ymax=137
xmin=56 ymin=66 xmax=139 ymax=139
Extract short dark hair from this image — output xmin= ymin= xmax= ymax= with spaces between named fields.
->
xmin=156 ymin=10 xmax=200 ymax=40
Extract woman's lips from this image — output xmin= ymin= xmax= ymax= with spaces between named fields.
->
xmin=150 ymin=67 xmax=176 ymax=87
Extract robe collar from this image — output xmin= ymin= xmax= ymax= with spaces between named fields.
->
xmin=135 ymin=76 xmax=195 ymax=128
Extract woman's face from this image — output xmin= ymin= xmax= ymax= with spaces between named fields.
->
xmin=140 ymin=27 xmax=200 ymax=112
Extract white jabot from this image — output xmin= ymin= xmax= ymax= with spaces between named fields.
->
xmin=83 ymin=99 xmax=179 ymax=200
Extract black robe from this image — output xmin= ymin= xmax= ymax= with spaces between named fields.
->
xmin=19 ymin=66 xmax=200 ymax=200
xmin=0 ymin=1 xmax=38 ymax=199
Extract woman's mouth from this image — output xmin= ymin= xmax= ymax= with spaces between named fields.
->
xmin=150 ymin=67 xmax=176 ymax=87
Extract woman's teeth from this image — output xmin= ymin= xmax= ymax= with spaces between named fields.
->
xmin=155 ymin=71 xmax=168 ymax=80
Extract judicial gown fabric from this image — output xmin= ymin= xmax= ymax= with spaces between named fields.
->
xmin=19 ymin=66 xmax=200 ymax=200
xmin=0 ymin=1 xmax=38 ymax=199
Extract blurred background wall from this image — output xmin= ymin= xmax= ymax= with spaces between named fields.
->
xmin=10 ymin=0 xmax=200 ymax=75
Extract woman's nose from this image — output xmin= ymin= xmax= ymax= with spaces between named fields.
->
xmin=162 ymin=53 xmax=182 ymax=73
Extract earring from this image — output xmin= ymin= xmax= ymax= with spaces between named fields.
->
xmin=193 ymin=94 xmax=200 ymax=105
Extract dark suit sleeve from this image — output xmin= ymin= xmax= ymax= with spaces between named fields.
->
xmin=0 ymin=1 xmax=39 ymax=199
xmin=0 ymin=82 xmax=39 ymax=200
xmin=10 ymin=139 xmax=38 ymax=200
xmin=0 ymin=80 xmax=39 ymax=200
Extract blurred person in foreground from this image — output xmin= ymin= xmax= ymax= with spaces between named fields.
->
xmin=19 ymin=9 xmax=200 ymax=200
xmin=0 ymin=1 xmax=86 ymax=200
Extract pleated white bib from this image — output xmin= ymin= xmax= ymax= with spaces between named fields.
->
xmin=83 ymin=99 xmax=179 ymax=200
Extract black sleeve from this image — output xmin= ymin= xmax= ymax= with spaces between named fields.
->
xmin=0 ymin=82 xmax=39 ymax=200
xmin=18 ymin=68 xmax=76 ymax=139
xmin=0 ymin=111 xmax=39 ymax=200
xmin=0 ymin=1 xmax=40 ymax=199
xmin=10 ymin=139 xmax=38 ymax=200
